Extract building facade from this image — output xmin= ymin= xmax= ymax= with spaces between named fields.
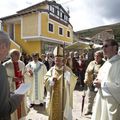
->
xmin=0 ymin=0 xmax=73 ymax=55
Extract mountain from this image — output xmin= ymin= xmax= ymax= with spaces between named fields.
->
xmin=75 ymin=23 xmax=120 ymax=42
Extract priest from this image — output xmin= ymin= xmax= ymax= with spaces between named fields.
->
xmin=26 ymin=53 xmax=47 ymax=107
xmin=92 ymin=39 xmax=120 ymax=120
xmin=44 ymin=46 xmax=77 ymax=120
xmin=3 ymin=49 xmax=27 ymax=120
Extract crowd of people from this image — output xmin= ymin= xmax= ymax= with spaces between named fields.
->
xmin=0 ymin=30 xmax=120 ymax=120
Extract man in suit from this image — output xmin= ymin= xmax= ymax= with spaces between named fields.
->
xmin=0 ymin=31 xmax=24 ymax=120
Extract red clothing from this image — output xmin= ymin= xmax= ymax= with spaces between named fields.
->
xmin=13 ymin=62 xmax=24 ymax=119
xmin=13 ymin=62 xmax=24 ymax=88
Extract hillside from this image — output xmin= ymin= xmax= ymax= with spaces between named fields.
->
xmin=75 ymin=23 xmax=120 ymax=42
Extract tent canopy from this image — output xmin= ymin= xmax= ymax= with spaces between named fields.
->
xmin=65 ymin=41 xmax=102 ymax=50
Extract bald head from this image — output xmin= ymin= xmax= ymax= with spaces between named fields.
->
xmin=0 ymin=31 xmax=10 ymax=62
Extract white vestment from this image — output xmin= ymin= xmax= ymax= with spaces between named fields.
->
xmin=91 ymin=55 xmax=120 ymax=120
xmin=3 ymin=59 xmax=27 ymax=120
xmin=26 ymin=61 xmax=47 ymax=104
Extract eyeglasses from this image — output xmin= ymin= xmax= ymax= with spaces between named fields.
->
xmin=102 ymin=44 xmax=112 ymax=49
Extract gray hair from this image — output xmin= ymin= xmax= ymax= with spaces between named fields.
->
xmin=0 ymin=30 xmax=10 ymax=46
xmin=9 ymin=49 xmax=20 ymax=58
xmin=95 ymin=50 xmax=103 ymax=58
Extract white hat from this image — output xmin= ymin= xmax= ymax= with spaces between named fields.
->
xmin=53 ymin=46 xmax=63 ymax=57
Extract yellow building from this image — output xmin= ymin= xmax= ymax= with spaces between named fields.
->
xmin=0 ymin=0 xmax=73 ymax=55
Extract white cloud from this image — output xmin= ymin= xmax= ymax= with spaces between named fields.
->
xmin=0 ymin=0 xmax=120 ymax=31
xmin=0 ymin=0 xmax=42 ymax=17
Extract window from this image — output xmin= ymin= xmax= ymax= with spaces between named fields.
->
xmin=0 ymin=21 xmax=2 ymax=30
xmin=64 ymin=15 xmax=69 ymax=22
xmin=8 ymin=24 xmax=14 ymax=40
xmin=62 ymin=12 xmax=64 ymax=20
xmin=54 ymin=7 xmax=59 ymax=16
xmin=59 ymin=27 xmax=63 ymax=35
xmin=48 ymin=23 xmax=53 ymax=32
xmin=67 ymin=31 xmax=70 ymax=37
xmin=49 ymin=5 xmax=69 ymax=23
xmin=50 ymin=6 xmax=54 ymax=13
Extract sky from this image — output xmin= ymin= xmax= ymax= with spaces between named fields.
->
xmin=0 ymin=0 xmax=120 ymax=31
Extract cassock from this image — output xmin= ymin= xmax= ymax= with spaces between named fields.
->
xmin=44 ymin=65 xmax=77 ymax=120
xmin=3 ymin=59 xmax=27 ymax=120
xmin=91 ymin=55 xmax=120 ymax=120
xmin=26 ymin=61 xmax=47 ymax=104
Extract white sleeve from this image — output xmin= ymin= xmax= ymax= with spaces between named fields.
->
xmin=64 ymin=71 xmax=71 ymax=84
xmin=49 ymin=77 xmax=55 ymax=86
xmin=101 ymin=81 xmax=112 ymax=96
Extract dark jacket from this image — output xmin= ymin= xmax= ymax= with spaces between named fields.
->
xmin=0 ymin=64 xmax=22 ymax=120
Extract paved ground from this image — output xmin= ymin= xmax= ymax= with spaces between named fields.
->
xmin=72 ymin=90 xmax=91 ymax=120
xmin=22 ymin=85 xmax=91 ymax=120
